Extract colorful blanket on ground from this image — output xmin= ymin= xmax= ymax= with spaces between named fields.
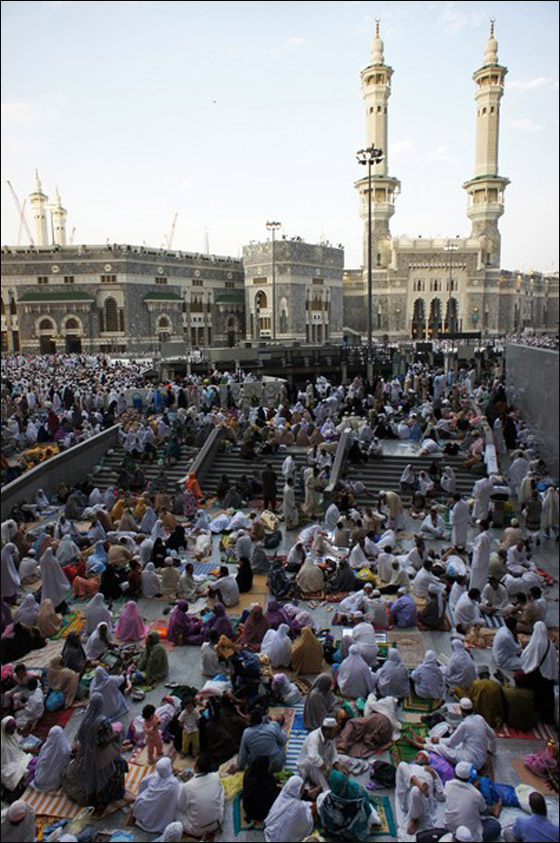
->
xmin=26 ymin=638 xmax=65 ymax=671
xmin=52 ymin=611 xmax=85 ymax=640
xmin=21 ymin=763 xmax=150 ymax=819
xmin=284 ymin=705 xmax=307 ymax=773
xmin=192 ymin=560 xmax=216 ymax=576
xmin=370 ymin=794 xmax=397 ymax=837
xmin=325 ymin=591 xmax=350 ymax=603
xmin=34 ymin=707 xmax=75 ymax=742
xmin=536 ymin=566 xmax=556 ymax=586
xmin=387 ymin=628 xmax=426 ymax=667
xmin=299 ymin=590 xmax=324 ymax=601
xmin=391 ymin=723 xmax=429 ymax=764
xmin=403 ymin=692 xmax=443 ymax=713
xmin=497 ymin=722 xmax=556 ymax=740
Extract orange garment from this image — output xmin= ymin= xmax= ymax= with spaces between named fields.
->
xmin=72 ymin=575 xmax=100 ymax=599
xmin=185 ymin=472 xmax=203 ymax=504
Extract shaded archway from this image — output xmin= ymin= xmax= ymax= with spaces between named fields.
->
xmin=428 ymin=298 xmax=442 ymax=338
xmin=411 ymin=298 xmax=425 ymax=339
xmin=445 ymin=297 xmax=459 ymax=333
xmin=226 ymin=315 xmax=237 ymax=347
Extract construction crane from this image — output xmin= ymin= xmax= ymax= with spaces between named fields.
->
xmin=16 ymin=199 xmax=27 ymax=246
xmin=6 ymin=181 xmax=35 ymax=246
xmin=162 ymin=212 xmax=178 ymax=250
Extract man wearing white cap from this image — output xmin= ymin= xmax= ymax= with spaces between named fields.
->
xmin=443 ymin=761 xmax=502 ymax=841
xmin=395 ymin=752 xmax=445 ymax=841
xmin=297 ymin=717 xmax=347 ymax=791
xmin=436 ymin=826 xmax=474 ymax=842
xmin=406 ymin=699 xmax=496 ymax=771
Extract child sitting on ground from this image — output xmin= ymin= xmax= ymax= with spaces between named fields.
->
xmin=142 ymin=703 xmax=164 ymax=764
xmin=178 ymin=696 xmax=200 ymax=758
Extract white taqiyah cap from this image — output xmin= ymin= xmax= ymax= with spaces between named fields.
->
xmin=455 ymin=827 xmax=473 ymax=842
xmin=455 ymin=761 xmax=472 ymax=780
xmin=459 ymin=697 xmax=473 ymax=710
xmin=322 ymin=717 xmax=337 ymax=728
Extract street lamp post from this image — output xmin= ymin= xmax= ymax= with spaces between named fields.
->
xmin=356 ymin=145 xmax=384 ymax=384
xmin=266 ymin=221 xmax=281 ymax=342
xmin=444 ymin=239 xmax=459 ymax=333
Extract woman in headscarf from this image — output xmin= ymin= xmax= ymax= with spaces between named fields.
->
xmin=337 ymin=645 xmax=377 ymax=698
xmin=151 ymin=536 xmax=167 ymax=567
xmin=84 ymin=621 xmax=113 ymax=660
xmin=151 ymin=519 xmax=168 ymax=543
xmin=89 ymin=666 xmax=129 ymax=720
xmin=295 ymin=554 xmax=325 ymax=594
xmin=239 ymin=603 xmax=269 ymax=651
xmin=515 ymin=620 xmax=558 ymax=723
xmin=1 ymin=518 xmax=18 ymax=546
xmin=443 ymin=638 xmax=476 ymax=691
xmin=39 ymin=547 xmax=70 ymax=612
xmin=265 ymin=597 xmax=292 ymax=630
xmin=351 ymin=621 xmax=379 ymax=667
xmin=318 ymin=769 xmax=380 ymax=840
xmin=374 ymin=648 xmax=410 ymax=699
xmin=1 ymin=716 xmax=32 ymax=794
xmin=62 ymin=630 xmax=87 ymax=674
xmin=283 ymin=602 xmax=316 ymax=633
xmin=236 ymin=555 xmax=254 ymax=593
xmin=198 ymin=695 xmax=247 ymax=765
xmin=99 ymin=562 xmax=124 ymax=601
xmin=84 ymin=591 xmax=112 ymax=635
xmin=132 ymin=757 xmax=181 ymax=835
xmin=31 ymin=725 xmax=71 ymax=792
xmin=114 ymin=600 xmax=148 ymax=641
xmin=185 ymin=471 xmax=203 ymax=505
xmin=291 ymin=626 xmax=324 ymax=675
xmin=167 ymin=600 xmax=204 ymax=645
xmin=411 ymin=650 xmax=446 ymax=700
xmin=62 ymin=692 xmax=128 ymax=811
xmin=37 ymin=598 xmax=63 ymax=638
xmin=400 ymin=464 xmax=416 ymax=494
xmin=56 ymin=534 xmax=80 ymax=567
xmin=261 ymin=623 xmax=292 ymax=667
xmin=336 ymin=700 xmax=397 ymax=758
xmin=194 ymin=509 xmax=211 ymax=530
xmin=267 ymin=557 xmax=294 ymax=600
xmin=140 ymin=505 xmax=157 ymax=534
xmin=160 ymin=557 xmax=181 ymax=598
xmin=270 ymin=672 xmax=302 ymax=705
xmin=263 ymin=775 xmax=314 ymax=843
xmin=13 ymin=593 xmax=39 ymax=628
xmin=303 ymin=673 xmax=340 ymax=730
xmin=1 ymin=542 xmax=20 ymax=602
xmin=242 ymin=755 xmax=280 ymax=824
xmin=117 ymin=507 xmax=137 ymax=533
xmin=1 ymin=801 xmax=37 ymax=843
xmin=204 ymin=601 xmax=234 ymax=640
xmin=216 ymin=473 xmax=231 ymax=503
xmin=141 ymin=561 xmax=161 ymax=598
xmin=47 ymin=655 xmax=80 ymax=707
xmin=135 ymin=631 xmax=169 ymax=685
xmin=166 ymin=524 xmax=186 ymax=553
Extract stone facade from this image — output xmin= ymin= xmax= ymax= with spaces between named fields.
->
xmin=242 ymin=239 xmax=344 ymax=344
xmin=0 ymin=244 xmax=245 ymax=353
xmin=344 ymin=24 xmax=559 ymax=339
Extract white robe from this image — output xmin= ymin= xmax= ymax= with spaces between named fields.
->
xmin=472 ymin=477 xmax=495 ymax=521
xmin=396 ymin=761 xmax=444 ymax=843
xmin=491 ymin=626 xmax=522 ymax=669
xmin=432 ymin=713 xmax=496 ymax=769
xmin=261 ymin=624 xmax=292 ymax=667
xmin=469 ymin=530 xmax=492 ymax=593
xmin=39 ymin=548 xmax=70 ymax=608
xmin=451 ymin=499 xmax=470 ymax=548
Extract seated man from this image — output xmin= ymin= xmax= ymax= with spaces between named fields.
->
xmin=390 ymin=587 xmax=418 ymax=628
xmin=207 ymin=565 xmax=240 ymax=608
xmin=503 ymin=790 xmax=559 ymax=842
xmin=298 ymin=716 xmax=348 ymax=792
xmin=444 ymin=763 xmax=502 ymax=842
xmin=454 ymin=588 xmax=484 ymax=634
xmin=419 ymin=508 xmax=447 ymax=540
xmin=481 ymin=577 xmax=512 ymax=616
xmin=232 ymin=708 xmax=287 ymax=773
xmin=492 ymin=617 xmax=523 ymax=670
xmin=395 ymin=754 xmax=445 ymax=840
xmin=178 ymin=751 xmax=225 ymax=839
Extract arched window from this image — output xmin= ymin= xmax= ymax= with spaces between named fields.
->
xmin=104 ymin=297 xmax=118 ymax=331
xmin=39 ymin=318 xmax=55 ymax=331
xmin=157 ymin=316 xmax=170 ymax=330
xmin=65 ymin=318 xmax=79 ymax=330
xmin=412 ymin=299 xmax=425 ymax=339
xmin=255 ymin=290 xmax=267 ymax=310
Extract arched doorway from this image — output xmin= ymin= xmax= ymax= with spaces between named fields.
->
xmin=411 ymin=299 xmax=425 ymax=339
xmin=63 ymin=317 xmax=82 ymax=352
xmin=428 ymin=299 xmax=442 ymax=338
xmin=104 ymin=297 xmax=119 ymax=332
xmin=226 ymin=316 xmax=237 ymax=347
xmin=255 ymin=290 xmax=268 ymax=339
xmin=445 ymin=297 xmax=459 ymax=333
xmin=38 ymin=317 xmax=57 ymax=353
xmin=156 ymin=315 xmax=171 ymax=344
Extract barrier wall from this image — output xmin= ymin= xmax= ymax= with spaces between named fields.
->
xmin=1 ymin=425 xmax=120 ymax=520
xmin=505 ymin=344 xmax=559 ymax=480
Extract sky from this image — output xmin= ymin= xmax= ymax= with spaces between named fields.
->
xmin=1 ymin=0 xmax=558 ymax=272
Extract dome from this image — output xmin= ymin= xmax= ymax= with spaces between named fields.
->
xmin=483 ymin=21 xmax=498 ymax=64
xmin=371 ymin=19 xmax=385 ymax=65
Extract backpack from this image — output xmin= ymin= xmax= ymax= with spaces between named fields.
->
xmin=369 ymin=760 xmax=396 ymax=788
xmin=45 ymin=690 xmax=65 ymax=712
xmin=264 ymin=530 xmax=282 ymax=549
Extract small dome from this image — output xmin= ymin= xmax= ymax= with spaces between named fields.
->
xmin=484 ymin=21 xmax=498 ymax=64
xmin=371 ymin=19 xmax=385 ymax=65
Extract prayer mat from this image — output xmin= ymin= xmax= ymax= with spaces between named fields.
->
xmin=465 ymin=627 xmax=496 ymax=648
xmin=233 ymin=791 xmax=265 ymax=834
xmin=237 ymin=588 xmax=268 ymax=613
xmin=369 ymin=794 xmax=397 ymax=838
xmin=268 ymin=705 xmax=296 ymax=739
xmin=26 ymin=638 xmax=65 ymax=670
xmin=34 ymin=707 xmax=75 ymax=741
xmin=496 ymin=722 xmax=556 ymax=740
xmin=387 ymin=628 xmax=426 ymax=667
xmin=34 ymin=815 xmax=60 ymax=841
xmin=403 ymin=692 xmax=443 ymax=713
xmin=191 ymin=560 xmax=216 ymax=576
xmin=325 ymin=591 xmax=349 ymax=602
xmin=222 ymin=772 xmax=244 ymax=801
xmin=285 ymin=704 xmax=307 ymax=773
xmin=300 ymin=590 xmax=325 ymax=601
xmin=391 ymin=723 xmax=429 ymax=764
xmin=52 ymin=610 xmax=85 ymax=640
xmin=292 ymin=677 xmax=312 ymax=695
xmin=511 ymin=758 xmax=558 ymax=796
xmin=535 ymin=566 xmax=556 ymax=585
xmin=148 ymin=619 xmax=168 ymax=638
xmin=484 ymin=613 xmax=505 ymax=629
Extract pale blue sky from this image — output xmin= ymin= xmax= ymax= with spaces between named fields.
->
xmin=1 ymin=0 xmax=558 ymax=272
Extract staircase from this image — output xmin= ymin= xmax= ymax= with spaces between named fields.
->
xmin=202 ymin=447 xmax=307 ymax=500
xmin=90 ymin=444 xmax=197 ymax=491
xmin=341 ymin=454 xmax=475 ymax=507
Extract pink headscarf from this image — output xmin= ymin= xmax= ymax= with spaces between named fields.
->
xmin=114 ymin=601 xmax=148 ymax=641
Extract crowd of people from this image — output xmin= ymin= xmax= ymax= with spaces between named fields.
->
xmin=1 ymin=350 xmax=559 ymax=842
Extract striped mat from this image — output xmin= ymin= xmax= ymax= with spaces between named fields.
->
xmin=285 ymin=704 xmax=306 ymax=773
xmin=22 ymin=762 xmax=151 ymax=819
xmin=192 ymin=560 xmax=216 ymax=576
xmin=496 ymin=721 xmax=556 ymax=741
xmin=484 ymin=613 xmax=505 ymax=628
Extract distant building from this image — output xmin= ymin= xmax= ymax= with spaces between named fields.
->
xmin=1 ymin=239 xmax=245 ymax=354
xmin=242 ymin=238 xmax=344 ymax=344
xmin=344 ymin=22 xmax=559 ymax=338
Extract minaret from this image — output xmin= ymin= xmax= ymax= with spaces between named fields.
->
xmin=463 ymin=21 xmax=510 ymax=268
xmin=29 ymin=170 xmax=49 ymax=246
xmin=51 ymin=187 xmax=67 ymax=246
xmin=355 ymin=21 xmax=400 ymax=270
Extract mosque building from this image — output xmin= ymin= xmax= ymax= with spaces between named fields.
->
xmin=343 ymin=22 xmax=559 ymax=339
